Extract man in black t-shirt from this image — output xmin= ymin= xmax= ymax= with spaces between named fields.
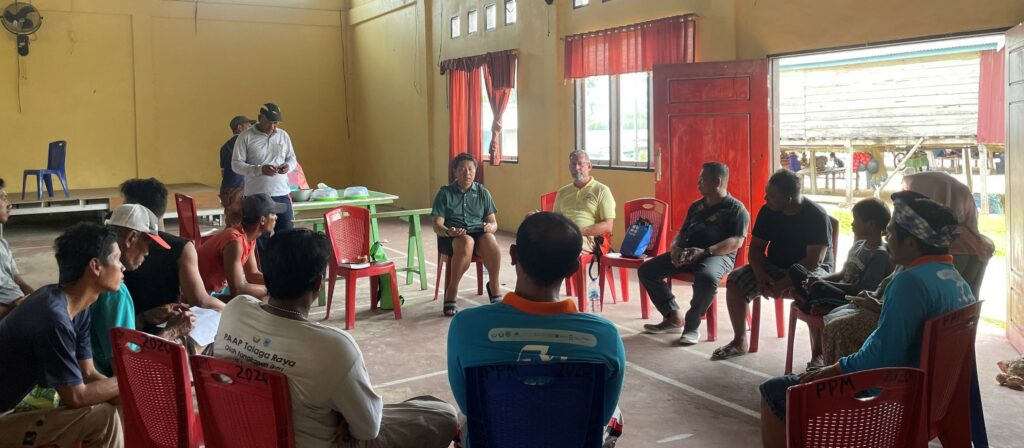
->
xmin=120 ymin=178 xmax=224 ymax=334
xmin=219 ymin=115 xmax=255 ymax=227
xmin=638 ymin=163 xmax=749 ymax=345
xmin=0 ymin=223 xmax=123 ymax=447
xmin=712 ymin=169 xmax=833 ymax=361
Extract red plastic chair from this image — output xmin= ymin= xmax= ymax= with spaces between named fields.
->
xmin=175 ymin=193 xmax=205 ymax=249
xmin=786 ymin=367 xmax=927 ymax=447
xmin=433 ymin=250 xmax=484 ymax=301
xmin=664 ymin=248 xmax=748 ymax=343
xmin=190 ymin=355 xmax=294 ymax=448
xmin=782 ymin=216 xmax=842 ymax=369
xmin=920 ymin=301 xmax=983 ymax=446
xmin=540 ymin=191 xmax=616 ymax=312
xmin=110 ymin=327 xmax=203 ymax=448
xmin=751 ymin=215 xmax=839 ymax=354
xmin=600 ymin=198 xmax=668 ymax=310
xmin=324 ymin=206 xmax=402 ymax=329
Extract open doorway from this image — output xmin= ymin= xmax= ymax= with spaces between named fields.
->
xmin=771 ymin=33 xmax=1008 ymax=325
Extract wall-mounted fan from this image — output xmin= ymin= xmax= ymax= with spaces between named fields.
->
xmin=2 ymin=2 xmax=42 ymax=56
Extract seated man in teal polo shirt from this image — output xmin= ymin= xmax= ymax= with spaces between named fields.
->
xmin=447 ymin=212 xmax=626 ymax=447
xmin=431 ymin=152 xmax=501 ymax=316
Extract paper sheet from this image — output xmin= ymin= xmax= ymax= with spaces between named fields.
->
xmin=188 ymin=307 xmax=221 ymax=347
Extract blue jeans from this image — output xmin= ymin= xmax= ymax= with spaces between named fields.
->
xmin=256 ymin=195 xmax=294 ymax=259
xmin=759 ymin=374 xmax=799 ymax=420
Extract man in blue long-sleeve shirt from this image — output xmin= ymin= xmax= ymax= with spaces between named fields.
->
xmin=758 ymin=192 xmax=976 ymax=447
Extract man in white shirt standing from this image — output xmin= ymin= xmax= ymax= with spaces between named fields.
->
xmin=214 ymin=228 xmax=458 ymax=447
xmin=232 ymin=103 xmax=297 ymax=256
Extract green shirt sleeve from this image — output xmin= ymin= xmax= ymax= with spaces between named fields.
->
xmin=430 ymin=187 xmax=448 ymax=219
xmin=89 ymin=283 xmax=136 ymax=376
xmin=483 ymin=187 xmax=497 ymax=216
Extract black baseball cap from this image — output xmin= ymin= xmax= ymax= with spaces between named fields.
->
xmin=242 ymin=194 xmax=287 ymax=221
xmin=259 ymin=103 xmax=282 ymax=122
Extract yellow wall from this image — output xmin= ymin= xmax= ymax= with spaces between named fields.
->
xmin=345 ymin=0 xmax=1022 ymax=245
xmin=0 ymin=0 xmax=350 ymax=194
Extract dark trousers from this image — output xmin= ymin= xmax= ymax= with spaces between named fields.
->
xmin=637 ymin=253 xmax=734 ymax=331
xmin=787 ymin=264 xmax=845 ymax=313
xmin=256 ymin=195 xmax=294 ymax=258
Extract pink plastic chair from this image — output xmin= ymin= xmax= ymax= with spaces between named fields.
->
xmin=920 ymin=301 xmax=983 ymax=446
xmin=190 ymin=355 xmax=294 ymax=448
xmin=175 ymin=193 xmax=205 ymax=248
xmin=323 ymin=206 xmax=402 ymax=329
xmin=601 ymin=198 xmax=667 ymax=311
xmin=787 ymin=367 xmax=927 ymax=447
xmin=783 ymin=216 xmax=847 ymax=372
xmin=433 ymin=253 xmax=484 ymax=301
xmin=110 ymin=327 xmax=203 ymax=448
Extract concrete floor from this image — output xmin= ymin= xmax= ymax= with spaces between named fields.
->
xmin=5 ymin=215 xmax=1024 ymax=447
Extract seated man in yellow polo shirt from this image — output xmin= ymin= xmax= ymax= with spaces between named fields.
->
xmin=553 ymin=150 xmax=616 ymax=253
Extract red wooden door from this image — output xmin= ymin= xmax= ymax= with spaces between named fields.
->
xmin=1006 ymin=22 xmax=1024 ymax=354
xmin=653 ymin=60 xmax=771 ymax=242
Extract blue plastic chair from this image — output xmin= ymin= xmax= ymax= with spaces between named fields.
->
xmin=464 ymin=362 xmax=605 ymax=448
xmin=22 ymin=140 xmax=69 ymax=201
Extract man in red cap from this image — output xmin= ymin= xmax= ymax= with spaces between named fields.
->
xmin=88 ymin=204 xmax=195 ymax=375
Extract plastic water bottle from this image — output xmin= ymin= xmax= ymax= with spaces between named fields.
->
xmin=588 ymin=274 xmax=601 ymax=314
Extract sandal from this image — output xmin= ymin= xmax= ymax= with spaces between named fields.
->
xmin=710 ymin=344 xmax=748 ymax=361
xmin=486 ymin=282 xmax=502 ymax=304
xmin=443 ymin=301 xmax=458 ymax=317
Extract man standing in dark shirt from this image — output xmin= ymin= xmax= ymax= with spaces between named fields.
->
xmin=0 ymin=223 xmax=123 ymax=447
xmin=638 ymin=163 xmax=749 ymax=345
xmin=219 ymin=115 xmax=255 ymax=227
xmin=713 ymin=169 xmax=833 ymax=360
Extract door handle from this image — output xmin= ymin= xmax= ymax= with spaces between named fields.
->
xmin=655 ymin=146 xmax=662 ymax=182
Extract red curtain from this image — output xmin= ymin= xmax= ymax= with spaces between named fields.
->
xmin=977 ymin=49 xmax=1005 ymax=145
xmin=483 ymin=51 xmax=517 ymax=165
xmin=564 ymin=14 xmax=697 ymax=79
xmin=441 ymin=50 xmax=518 ymax=172
xmin=446 ymin=68 xmax=483 ymax=183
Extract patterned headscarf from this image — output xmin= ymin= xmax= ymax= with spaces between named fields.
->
xmin=892 ymin=200 xmax=959 ymax=249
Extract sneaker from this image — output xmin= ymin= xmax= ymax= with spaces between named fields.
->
xmin=643 ymin=320 xmax=682 ymax=334
xmin=678 ymin=329 xmax=700 ymax=345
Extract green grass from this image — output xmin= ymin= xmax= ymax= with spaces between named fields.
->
xmin=978 ymin=214 xmax=1007 ymax=257
xmin=982 ymin=316 xmax=1007 ymax=330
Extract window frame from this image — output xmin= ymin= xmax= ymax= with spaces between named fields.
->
xmin=573 ymin=73 xmax=653 ymax=170
xmin=481 ymin=70 xmax=520 ymax=164
xmin=450 ymin=15 xmax=461 ymax=39
xmin=504 ymin=0 xmax=517 ymax=25
xmin=467 ymin=9 xmax=479 ymax=34
xmin=484 ymin=4 xmax=497 ymax=31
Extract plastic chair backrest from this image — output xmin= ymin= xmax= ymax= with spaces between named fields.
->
xmin=623 ymin=198 xmax=669 ymax=256
xmin=464 ymin=362 xmax=605 ymax=448
xmin=787 ymin=367 xmax=927 ymax=447
xmin=47 ymin=140 xmax=67 ymax=173
xmin=190 ymin=355 xmax=294 ymax=448
xmin=175 ymin=193 xmax=202 ymax=246
xmin=919 ymin=301 xmax=982 ymax=431
xmin=540 ymin=191 xmax=557 ymax=212
xmin=324 ymin=206 xmax=370 ymax=264
xmin=110 ymin=327 xmax=200 ymax=448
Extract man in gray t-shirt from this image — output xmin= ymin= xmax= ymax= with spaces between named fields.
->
xmin=0 ymin=178 xmax=34 ymax=319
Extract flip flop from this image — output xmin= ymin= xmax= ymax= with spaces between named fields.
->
xmin=443 ymin=301 xmax=458 ymax=317
xmin=710 ymin=344 xmax=747 ymax=361
xmin=486 ymin=282 xmax=502 ymax=304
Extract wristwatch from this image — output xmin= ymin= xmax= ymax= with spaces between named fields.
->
xmin=702 ymin=247 xmax=712 ymax=258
